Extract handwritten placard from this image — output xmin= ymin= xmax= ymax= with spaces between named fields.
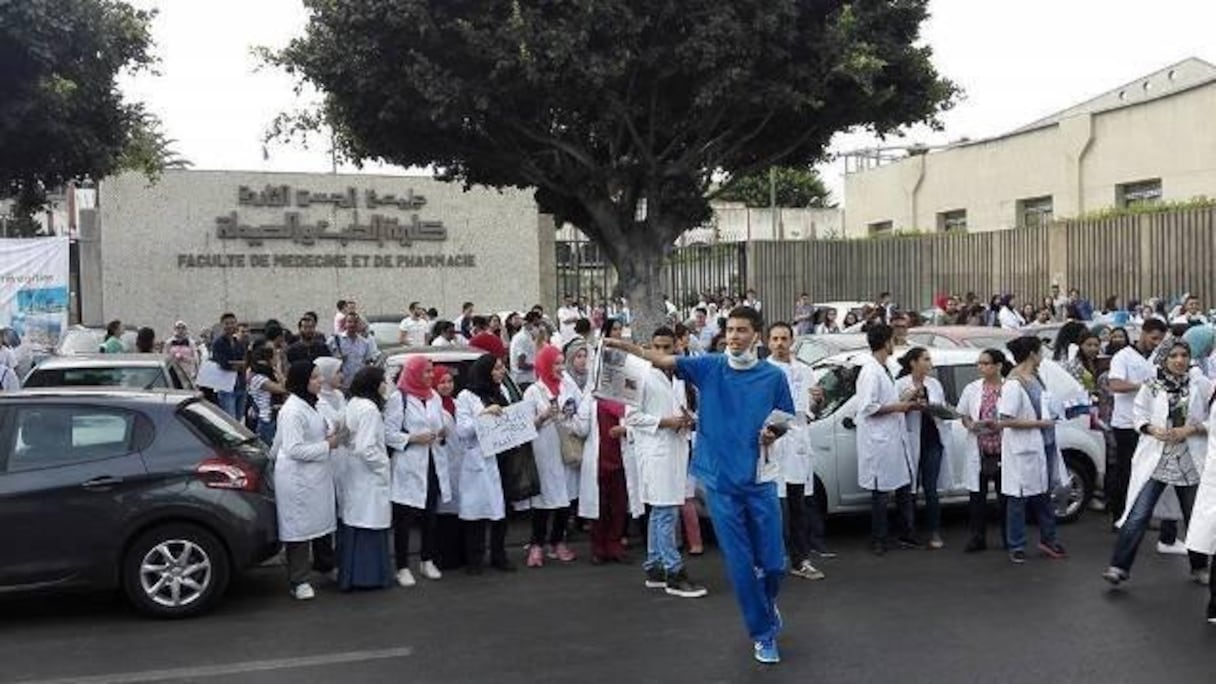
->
xmin=475 ymin=402 xmax=539 ymax=456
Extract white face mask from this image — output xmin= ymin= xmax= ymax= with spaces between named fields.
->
xmin=726 ymin=340 xmax=759 ymax=370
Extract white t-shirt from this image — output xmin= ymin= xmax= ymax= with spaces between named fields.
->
xmin=510 ymin=330 xmax=537 ymax=384
xmin=398 ymin=317 xmax=431 ymax=347
xmin=1109 ymin=346 xmax=1155 ymax=429
xmin=557 ymin=306 xmax=581 ymax=344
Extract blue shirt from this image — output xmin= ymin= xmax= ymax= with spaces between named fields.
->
xmin=676 ymin=355 xmax=795 ymax=493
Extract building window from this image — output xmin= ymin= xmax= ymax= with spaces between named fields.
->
xmin=868 ymin=220 xmax=893 ymax=236
xmin=937 ymin=209 xmax=967 ymax=232
xmin=1117 ymin=179 xmax=1162 ymax=208
xmin=1017 ymin=196 xmax=1053 ymax=229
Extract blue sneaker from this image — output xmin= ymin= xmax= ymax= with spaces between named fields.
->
xmin=753 ymin=638 xmax=781 ymax=664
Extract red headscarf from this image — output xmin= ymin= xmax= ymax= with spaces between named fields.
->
xmin=469 ymin=332 xmax=507 ymax=359
xmin=534 ymin=344 xmax=563 ymax=396
xmin=433 ymin=365 xmax=456 ymax=417
xmin=397 ymin=356 xmax=433 ymax=402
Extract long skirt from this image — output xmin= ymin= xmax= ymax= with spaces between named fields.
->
xmin=336 ymin=523 xmax=394 ymax=591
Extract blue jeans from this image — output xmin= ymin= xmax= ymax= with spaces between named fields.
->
xmin=644 ymin=505 xmax=682 ymax=574
xmin=1005 ymin=493 xmax=1056 ymax=552
xmin=706 ymin=484 xmax=785 ymax=641
xmin=217 ymin=390 xmax=245 ymax=421
xmin=1111 ymin=479 xmax=1207 ymax=572
xmin=919 ymin=441 xmax=944 ymax=535
xmin=256 ymin=419 xmax=276 ymax=445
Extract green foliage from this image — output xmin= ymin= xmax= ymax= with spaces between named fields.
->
xmin=0 ymin=0 xmax=157 ymax=216
xmin=1068 ymin=196 xmax=1216 ymax=222
xmin=714 ymin=166 xmax=832 ymax=208
xmin=269 ymin=0 xmax=955 ymax=263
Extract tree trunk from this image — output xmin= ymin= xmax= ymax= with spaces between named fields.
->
xmin=613 ymin=241 xmax=668 ymax=343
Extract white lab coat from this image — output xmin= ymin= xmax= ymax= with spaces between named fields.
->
xmin=1185 ymin=400 xmax=1216 ymax=554
xmin=855 ymin=355 xmax=913 ymax=492
xmin=1115 ymin=376 xmax=1211 ymax=529
xmin=625 ymin=368 xmax=691 ymax=507
xmin=273 ymin=395 xmax=337 ymax=542
xmin=955 ymin=379 xmax=1000 ymax=493
xmin=997 ymin=377 xmax=1068 ymax=498
xmin=557 ymin=373 xmax=585 ymax=501
xmin=522 ymin=382 xmax=574 ymax=509
xmin=453 ymin=390 xmax=505 ymax=521
xmin=435 ymin=405 xmax=461 ymax=515
xmin=316 ymin=389 xmax=346 ymax=511
xmin=894 ymin=375 xmax=959 ymax=492
xmin=389 ymin=391 xmax=453 ymax=508
xmin=998 ymin=306 xmax=1025 ymax=331
xmin=768 ymin=359 xmax=814 ymax=497
xmin=340 ymin=397 xmax=392 ymax=529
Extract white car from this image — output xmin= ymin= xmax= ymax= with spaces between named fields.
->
xmin=805 ymin=347 xmax=1105 ymax=523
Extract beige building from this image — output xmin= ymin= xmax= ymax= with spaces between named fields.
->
xmin=844 ymin=58 xmax=1216 ymax=237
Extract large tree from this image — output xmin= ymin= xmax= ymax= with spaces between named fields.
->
xmin=272 ymin=0 xmax=955 ymax=333
xmin=0 ymin=0 xmax=163 ymax=221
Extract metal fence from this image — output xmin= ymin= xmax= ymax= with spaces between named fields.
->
xmin=555 ymin=237 xmax=746 ymax=307
xmin=749 ymin=207 xmax=1216 ymax=321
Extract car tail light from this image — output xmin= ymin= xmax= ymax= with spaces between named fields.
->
xmin=196 ymin=454 xmax=260 ymax=492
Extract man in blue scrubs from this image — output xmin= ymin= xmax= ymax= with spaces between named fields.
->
xmin=605 ymin=306 xmax=795 ymax=663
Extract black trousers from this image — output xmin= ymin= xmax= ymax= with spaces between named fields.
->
xmin=393 ymin=457 xmax=441 ymax=568
xmin=531 ymin=507 xmax=571 ymax=546
xmin=463 ymin=518 xmax=510 ymax=567
xmin=285 ymin=536 xmax=335 ymax=587
xmin=1108 ymin=428 xmax=1139 ymax=522
xmin=784 ymin=484 xmax=811 ymax=565
xmin=871 ymin=485 xmax=915 ymax=543
xmin=968 ymin=461 xmax=1006 ymax=545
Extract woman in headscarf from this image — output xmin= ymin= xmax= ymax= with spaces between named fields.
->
xmin=165 ymin=320 xmax=199 ymax=378
xmin=1103 ymin=341 xmax=1212 ymax=587
xmin=998 ymin=294 xmax=1026 ymax=331
xmin=273 ymin=360 xmax=340 ymax=600
xmin=337 ymin=366 xmax=394 ymax=591
xmin=456 ymin=354 xmax=514 ymax=573
xmin=313 ymin=357 xmax=347 ymax=517
xmin=387 ymin=356 xmax=452 ymax=586
xmin=431 ymin=365 xmax=464 ymax=567
xmin=522 ymin=345 xmax=577 ymax=567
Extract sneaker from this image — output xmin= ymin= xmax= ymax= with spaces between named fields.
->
xmin=1009 ymin=550 xmax=1026 ymax=564
xmin=552 ymin=543 xmax=577 ymax=563
xmin=395 ymin=568 xmax=416 ymax=587
xmin=665 ymin=569 xmax=708 ymax=598
xmin=928 ymin=534 xmax=944 ymax=550
xmin=644 ymin=566 xmax=667 ymax=589
xmin=789 ymin=560 xmax=826 ymax=581
xmin=420 ymin=560 xmax=442 ymax=581
xmin=292 ymin=583 xmax=316 ymax=600
xmin=753 ymin=638 xmax=781 ymax=664
xmin=1207 ymin=601 xmax=1216 ymax=625
xmin=1038 ymin=541 xmax=1068 ymax=559
xmin=1157 ymin=540 xmax=1189 ymax=556
xmin=526 ymin=544 xmax=544 ymax=568
xmin=963 ymin=537 xmax=987 ymax=553
xmin=1191 ymin=568 xmax=1211 ymax=586
xmin=1102 ymin=566 xmax=1128 ymax=586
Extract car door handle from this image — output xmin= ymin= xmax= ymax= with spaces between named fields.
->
xmin=81 ymin=476 xmax=123 ymax=490
xmin=841 ymin=417 xmax=857 ymax=430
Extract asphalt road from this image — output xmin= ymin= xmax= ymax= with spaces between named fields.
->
xmin=3 ymin=512 xmax=1215 ymax=684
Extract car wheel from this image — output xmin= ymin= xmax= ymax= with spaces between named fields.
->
xmin=1054 ymin=452 xmax=1094 ymax=524
xmin=122 ymin=523 xmax=230 ymax=619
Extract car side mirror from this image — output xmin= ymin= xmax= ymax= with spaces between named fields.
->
xmin=841 ymin=416 xmax=856 ymax=430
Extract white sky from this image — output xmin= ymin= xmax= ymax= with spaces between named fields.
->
xmin=119 ymin=0 xmax=1216 ymax=205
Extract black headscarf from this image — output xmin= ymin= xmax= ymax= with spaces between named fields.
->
xmin=466 ymin=353 xmax=506 ymax=407
xmin=286 ymin=359 xmax=318 ymax=408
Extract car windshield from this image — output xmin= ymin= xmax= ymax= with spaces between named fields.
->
xmin=178 ymin=399 xmax=256 ymax=449
xmin=25 ymin=366 xmax=166 ymax=388
xmin=811 ymin=364 xmax=858 ymax=420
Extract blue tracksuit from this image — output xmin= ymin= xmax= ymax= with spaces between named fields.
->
xmin=676 ymin=355 xmax=795 ymax=641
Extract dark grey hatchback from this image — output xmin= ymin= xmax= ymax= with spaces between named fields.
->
xmin=0 ymin=389 xmax=278 ymax=618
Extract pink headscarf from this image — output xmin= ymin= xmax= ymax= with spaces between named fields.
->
xmin=534 ymin=345 xmax=563 ymax=396
xmin=397 ymin=356 xmax=433 ymax=402
xmin=433 ymin=365 xmax=456 ymax=417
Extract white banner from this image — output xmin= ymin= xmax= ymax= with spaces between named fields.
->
xmin=475 ymin=402 xmax=539 ymax=456
xmin=0 ymin=238 xmax=70 ymax=354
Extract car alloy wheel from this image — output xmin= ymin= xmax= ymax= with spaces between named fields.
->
xmin=139 ymin=539 xmax=213 ymax=609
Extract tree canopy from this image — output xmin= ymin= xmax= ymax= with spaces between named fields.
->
xmin=716 ymin=167 xmax=833 ymax=208
xmin=0 ymin=0 xmax=168 ymax=218
xmin=273 ymin=0 xmax=955 ymax=328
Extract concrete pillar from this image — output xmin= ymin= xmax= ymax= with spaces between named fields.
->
xmin=77 ymin=208 xmax=103 ymax=325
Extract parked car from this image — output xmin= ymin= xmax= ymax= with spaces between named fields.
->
xmin=56 ymin=325 xmax=139 ymax=356
xmin=804 ymin=347 xmax=1104 ymax=523
xmin=906 ymin=326 xmax=1021 ymax=350
xmin=792 ymin=334 xmax=869 ymax=368
xmin=24 ymin=355 xmax=197 ymax=391
xmin=364 ymin=314 xmax=406 ymax=346
xmin=0 ymin=389 xmax=278 ymax=617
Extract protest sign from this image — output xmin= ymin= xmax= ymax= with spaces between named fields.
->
xmin=591 ymin=342 xmax=649 ymax=407
xmin=475 ymin=402 xmax=539 ymax=456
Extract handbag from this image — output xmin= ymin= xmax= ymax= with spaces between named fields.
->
xmin=498 ymin=443 xmax=541 ymax=502
xmin=557 ymin=423 xmax=585 ymax=466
